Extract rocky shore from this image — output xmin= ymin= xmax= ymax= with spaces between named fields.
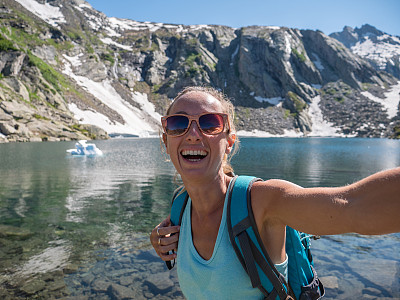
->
xmin=2 ymin=234 xmax=398 ymax=299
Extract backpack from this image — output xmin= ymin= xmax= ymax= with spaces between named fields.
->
xmin=166 ymin=175 xmax=325 ymax=300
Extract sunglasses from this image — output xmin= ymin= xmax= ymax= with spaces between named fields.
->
xmin=161 ymin=113 xmax=230 ymax=137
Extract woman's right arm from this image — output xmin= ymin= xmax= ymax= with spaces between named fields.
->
xmin=150 ymin=216 xmax=180 ymax=261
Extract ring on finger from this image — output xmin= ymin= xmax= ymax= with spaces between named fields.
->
xmin=158 ymin=237 xmax=161 ymax=246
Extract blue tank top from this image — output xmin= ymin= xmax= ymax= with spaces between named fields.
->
xmin=177 ymin=182 xmax=288 ymax=299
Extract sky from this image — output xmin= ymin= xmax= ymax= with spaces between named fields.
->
xmin=86 ymin=0 xmax=400 ymax=36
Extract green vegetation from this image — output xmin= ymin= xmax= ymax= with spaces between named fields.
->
xmin=86 ymin=44 xmax=94 ymax=54
xmin=325 ymin=87 xmax=337 ymax=95
xmin=8 ymin=26 xmax=43 ymax=49
xmin=292 ymin=48 xmax=306 ymax=62
xmin=334 ymin=96 xmax=344 ymax=103
xmin=70 ymin=124 xmax=94 ymax=139
xmin=132 ymin=81 xmax=151 ymax=94
xmin=283 ymin=109 xmax=291 ymax=119
xmin=361 ymin=83 xmax=371 ymax=91
xmin=184 ymin=53 xmax=202 ymax=77
xmin=46 ymin=38 xmax=74 ymax=51
xmin=33 ymin=114 xmax=50 ymax=121
xmin=28 ymin=53 xmax=61 ymax=91
xmin=27 ymin=52 xmax=71 ymax=94
xmin=66 ymin=30 xmax=81 ymax=41
xmin=0 ymin=34 xmax=17 ymax=51
xmin=100 ymin=52 xmax=115 ymax=64
xmin=287 ymin=91 xmax=306 ymax=112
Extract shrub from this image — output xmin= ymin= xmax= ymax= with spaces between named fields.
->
xmin=0 ymin=34 xmax=17 ymax=51
xmin=292 ymin=48 xmax=306 ymax=62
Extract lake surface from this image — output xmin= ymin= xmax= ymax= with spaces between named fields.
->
xmin=0 ymin=137 xmax=399 ymax=299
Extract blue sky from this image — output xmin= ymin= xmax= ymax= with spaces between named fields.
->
xmin=86 ymin=0 xmax=400 ymax=36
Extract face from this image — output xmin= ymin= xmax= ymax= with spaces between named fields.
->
xmin=163 ymin=91 xmax=235 ymax=182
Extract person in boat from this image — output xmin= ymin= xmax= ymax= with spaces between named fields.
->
xmin=150 ymin=86 xmax=400 ymax=299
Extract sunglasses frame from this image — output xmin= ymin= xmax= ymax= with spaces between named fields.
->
xmin=161 ymin=113 xmax=230 ymax=137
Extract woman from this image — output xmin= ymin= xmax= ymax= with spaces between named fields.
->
xmin=150 ymin=86 xmax=400 ymax=299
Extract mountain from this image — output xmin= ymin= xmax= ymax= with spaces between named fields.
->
xmin=330 ymin=24 xmax=400 ymax=79
xmin=1 ymin=0 xmax=399 ymax=143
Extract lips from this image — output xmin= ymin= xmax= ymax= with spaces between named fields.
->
xmin=181 ymin=149 xmax=208 ymax=162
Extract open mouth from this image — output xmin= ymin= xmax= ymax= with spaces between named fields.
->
xmin=181 ymin=150 xmax=208 ymax=162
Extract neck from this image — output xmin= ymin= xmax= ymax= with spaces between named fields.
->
xmin=182 ymin=170 xmax=231 ymax=217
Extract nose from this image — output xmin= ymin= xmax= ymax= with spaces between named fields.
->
xmin=186 ymin=120 xmax=202 ymax=141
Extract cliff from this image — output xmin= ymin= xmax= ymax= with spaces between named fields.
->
xmin=0 ymin=0 xmax=399 ymax=142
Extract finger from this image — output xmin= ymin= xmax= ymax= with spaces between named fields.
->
xmin=159 ymin=216 xmax=171 ymax=227
xmin=160 ymin=242 xmax=178 ymax=253
xmin=158 ymin=233 xmax=179 ymax=247
xmin=157 ymin=225 xmax=180 ymax=237
xmin=159 ymin=251 xmax=177 ymax=262
xmin=162 ymin=233 xmax=179 ymax=244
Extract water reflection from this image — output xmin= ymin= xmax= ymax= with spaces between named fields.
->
xmin=0 ymin=138 xmax=399 ymax=299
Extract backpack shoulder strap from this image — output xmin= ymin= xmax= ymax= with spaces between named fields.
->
xmin=166 ymin=186 xmax=189 ymax=270
xmin=170 ymin=186 xmax=189 ymax=226
xmin=227 ymin=175 xmax=291 ymax=300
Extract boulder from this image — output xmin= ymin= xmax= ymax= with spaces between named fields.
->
xmin=1 ymin=77 xmax=30 ymax=102
xmin=144 ymin=271 xmax=174 ymax=294
xmin=0 ymin=52 xmax=27 ymax=77
xmin=0 ymin=122 xmax=16 ymax=135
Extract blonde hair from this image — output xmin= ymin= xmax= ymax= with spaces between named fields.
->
xmin=165 ymin=86 xmax=239 ymax=177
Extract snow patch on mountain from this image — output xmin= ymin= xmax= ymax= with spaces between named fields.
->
xmin=106 ymin=17 xmax=209 ymax=36
xmin=311 ymin=53 xmax=324 ymax=71
xmin=308 ymin=96 xmax=344 ymax=137
xmin=237 ymin=129 xmax=303 ymax=138
xmin=352 ymin=35 xmax=400 ymax=70
xmin=361 ymin=81 xmax=400 ymax=118
xmin=14 ymin=0 xmax=66 ymax=27
xmin=62 ymin=55 xmax=160 ymax=137
xmin=100 ymin=38 xmax=133 ymax=51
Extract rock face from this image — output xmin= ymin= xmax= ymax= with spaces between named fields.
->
xmin=330 ymin=24 xmax=400 ymax=79
xmin=1 ymin=1 xmax=399 ymax=141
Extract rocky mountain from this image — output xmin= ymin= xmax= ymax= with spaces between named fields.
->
xmin=330 ymin=24 xmax=400 ymax=79
xmin=0 ymin=0 xmax=399 ymax=143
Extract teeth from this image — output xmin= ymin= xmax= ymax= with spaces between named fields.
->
xmin=181 ymin=150 xmax=207 ymax=156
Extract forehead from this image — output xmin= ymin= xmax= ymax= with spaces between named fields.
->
xmin=169 ymin=91 xmax=224 ymax=115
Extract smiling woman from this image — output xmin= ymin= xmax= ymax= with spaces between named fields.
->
xmin=162 ymin=86 xmax=239 ymax=177
xmin=151 ymin=86 xmax=400 ymax=300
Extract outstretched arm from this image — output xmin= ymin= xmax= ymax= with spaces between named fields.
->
xmin=254 ymin=167 xmax=400 ymax=236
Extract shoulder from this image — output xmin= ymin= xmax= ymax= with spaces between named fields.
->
xmin=251 ymin=179 xmax=303 ymax=217
xmin=252 ymin=179 xmax=303 ymax=198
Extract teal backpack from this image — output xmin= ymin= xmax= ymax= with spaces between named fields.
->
xmin=166 ymin=175 xmax=325 ymax=300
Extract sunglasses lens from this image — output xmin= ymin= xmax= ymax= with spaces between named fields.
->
xmin=199 ymin=114 xmax=225 ymax=134
xmin=165 ymin=115 xmax=189 ymax=136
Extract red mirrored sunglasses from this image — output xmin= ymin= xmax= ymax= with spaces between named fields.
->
xmin=161 ymin=113 xmax=230 ymax=137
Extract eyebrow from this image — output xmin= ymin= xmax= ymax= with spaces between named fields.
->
xmin=173 ymin=111 xmax=188 ymax=114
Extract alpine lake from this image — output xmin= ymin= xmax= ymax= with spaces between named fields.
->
xmin=0 ymin=137 xmax=399 ymax=299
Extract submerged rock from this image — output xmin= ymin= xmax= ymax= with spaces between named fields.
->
xmin=21 ymin=279 xmax=46 ymax=295
xmin=0 ymin=225 xmax=32 ymax=240
xmin=144 ymin=271 xmax=174 ymax=294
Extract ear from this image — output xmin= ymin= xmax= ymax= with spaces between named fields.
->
xmin=162 ymin=133 xmax=169 ymax=154
xmin=225 ymin=133 xmax=236 ymax=154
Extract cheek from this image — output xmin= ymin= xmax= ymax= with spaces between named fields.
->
xmin=215 ymin=137 xmax=229 ymax=155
